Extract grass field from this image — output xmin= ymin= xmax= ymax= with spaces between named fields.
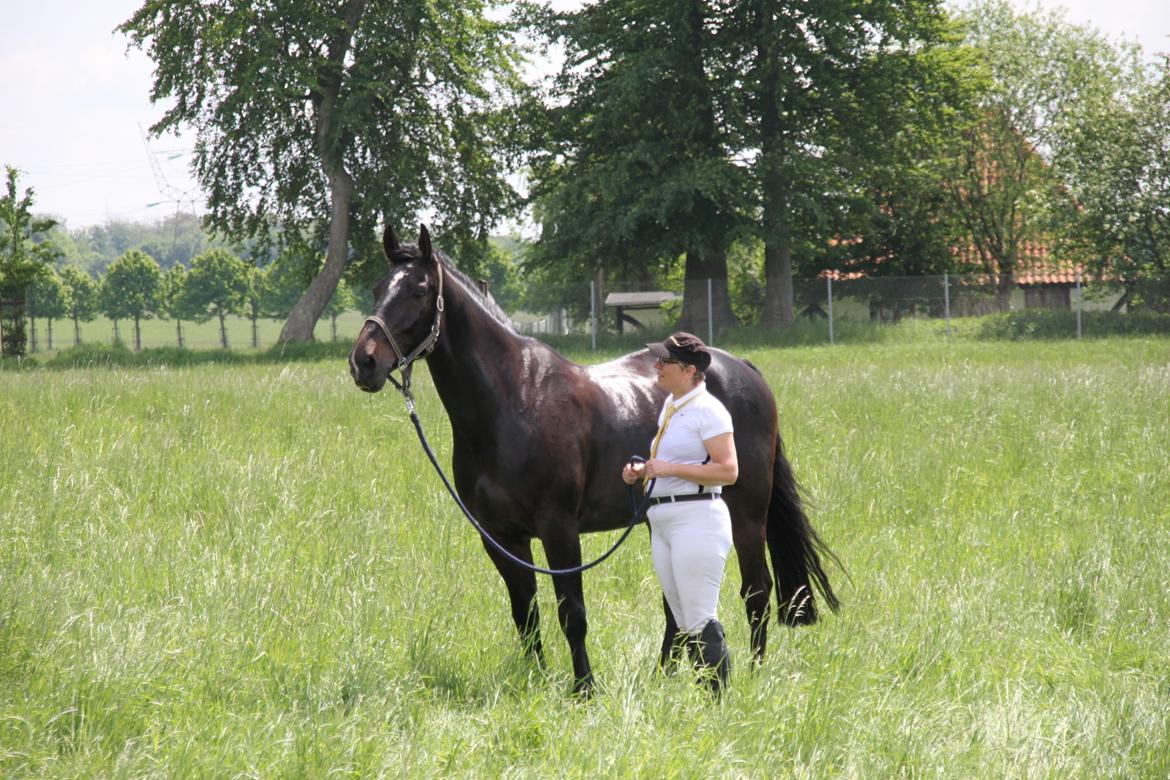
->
xmin=2 ymin=338 xmax=1169 ymax=777
xmin=23 ymin=312 xmax=369 ymax=354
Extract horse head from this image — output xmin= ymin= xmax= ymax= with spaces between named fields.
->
xmin=349 ymin=224 xmax=444 ymax=393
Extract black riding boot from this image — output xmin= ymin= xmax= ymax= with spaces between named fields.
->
xmin=697 ymin=619 xmax=731 ymax=695
xmin=684 ymin=632 xmax=702 ymax=669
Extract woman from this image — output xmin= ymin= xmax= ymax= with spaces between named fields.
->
xmin=622 ymin=332 xmax=738 ymax=693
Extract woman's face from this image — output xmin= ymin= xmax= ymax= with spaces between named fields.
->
xmin=654 ymin=357 xmax=694 ymax=396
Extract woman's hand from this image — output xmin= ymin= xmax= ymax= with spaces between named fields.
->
xmin=641 ymin=458 xmax=671 ymax=480
xmin=621 ymin=460 xmax=646 ymax=485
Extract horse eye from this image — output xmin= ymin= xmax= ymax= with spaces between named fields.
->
xmin=412 ymin=287 xmax=426 ymax=299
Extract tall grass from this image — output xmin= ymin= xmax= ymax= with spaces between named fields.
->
xmin=2 ymin=339 xmax=1169 ymax=777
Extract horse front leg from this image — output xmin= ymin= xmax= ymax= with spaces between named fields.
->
xmin=482 ymin=536 xmax=544 ymax=664
xmin=541 ymin=534 xmax=594 ymax=695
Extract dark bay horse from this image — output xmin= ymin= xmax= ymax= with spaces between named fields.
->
xmin=349 ymin=225 xmax=839 ymax=693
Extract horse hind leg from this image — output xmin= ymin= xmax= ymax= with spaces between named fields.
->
xmin=727 ymin=496 xmax=773 ymax=661
xmin=734 ymin=543 xmax=773 ymax=661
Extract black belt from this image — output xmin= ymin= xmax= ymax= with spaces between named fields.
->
xmin=647 ymin=493 xmax=721 ymax=506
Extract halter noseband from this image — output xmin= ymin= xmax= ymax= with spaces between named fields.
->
xmin=363 ymin=260 xmax=445 ymax=403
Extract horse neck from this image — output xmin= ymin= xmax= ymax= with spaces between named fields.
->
xmin=425 ymin=272 xmax=531 ymax=429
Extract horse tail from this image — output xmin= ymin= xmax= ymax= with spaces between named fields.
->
xmin=767 ymin=433 xmax=842 ymax=625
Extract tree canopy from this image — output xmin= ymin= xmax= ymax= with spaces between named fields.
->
xmin=1 ymin=167 xmax=59 ymax=355
xmin=1 ymin=166 xmax=58 ymax=299
xmin=121 ymin=0 xmax=529 ymax=341
xmin=1054 ymin=53 xmax=1170 ymax=281
xmin=102 ymin=249 xmax=163 ymax=350
xmin=529 ymin=0 xmax=972 ymax=331
xmin=182 ymin=248 xmax=252 ymax=348
xmin=58 ymin=265 xmax=100 ymax=347
xmin=942 ymin=0 xmax=1132 ymax=303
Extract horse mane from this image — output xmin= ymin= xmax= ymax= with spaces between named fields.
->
xmin=435 ymin=251 xmax=516 ymax=333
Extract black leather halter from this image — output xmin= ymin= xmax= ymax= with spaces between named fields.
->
xmin=362 ymin=261 xmax=445 ymax=400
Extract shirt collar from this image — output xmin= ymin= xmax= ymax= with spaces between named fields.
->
xmin=670 ymin=382 xmax=706 ymax=409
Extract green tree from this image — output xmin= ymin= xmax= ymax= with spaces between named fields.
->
xmin=723 ymin=0 xmax=965 ymax=324
xmin=1054 ymin=53 xmax=1170 ymax=291
xmin=183 ymin=249 xmax=250 ymax=349
xmin=59 ymin=265 xmax=100 ymax=346
xmin=27 ymin=268 xmax=69 ymax=351
xmin=121 ymin=0 xmax=527 ymax=343
xmin=260 ymin=244 xmax=319 ymax=322
xmin=102 ymin=249 xmax=163 ymax=350
xmin=531 ymin=0 xmax=966 ymax=331
xmin=944 ymin=0 xmax=1128 ymax=306
xmin=322 ymin=279 xmax=357 ymax=343
xmin=0 ymin=166 xmax=59 ymax=356
xmin=159 ymin=264 xmax=197 ymax=348
xmin=531 ymin=0 xmax=745 ymax=334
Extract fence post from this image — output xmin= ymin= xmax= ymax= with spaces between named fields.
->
xmin=590 ymin=280 xmax=597 ymax=352
xmin=707 ymin=277 xmax=714 ymax=347
xmin=1076 ymin=270 xmax=1082 ymax=340
xmin=944 ymin=272 xmax=951 ymax=340
xmin=827 ymin=275 xmax=835 ymax=345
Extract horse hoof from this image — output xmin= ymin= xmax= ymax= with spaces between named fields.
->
xmin=571 ymin=675 xmax=596 ymax=699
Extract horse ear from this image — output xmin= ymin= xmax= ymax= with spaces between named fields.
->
xmin=383 ymin=226 xmax=400 ymax=264
xmin=418 ymin=224 xmax=434 ymax=262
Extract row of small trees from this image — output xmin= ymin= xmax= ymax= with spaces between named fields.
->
xmin=25 ymin=248 xmax=358 ymax=352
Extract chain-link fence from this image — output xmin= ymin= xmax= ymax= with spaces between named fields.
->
xmin=13 ymin=273 xmax=1170 ymax=355
xmin=503 ymin=272 xmax=1170 ymax=349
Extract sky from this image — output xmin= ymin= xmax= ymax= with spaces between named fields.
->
xmin=2 ymin=1 xmax=1168 ymax=231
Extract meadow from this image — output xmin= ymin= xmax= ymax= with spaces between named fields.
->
xmin=22 ymin=312 xmax=368 ymax=354
xmin=2 ymin=337 xmax=1169 ymax=777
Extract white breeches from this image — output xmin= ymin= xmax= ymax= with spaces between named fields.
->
xmin=647 ymin=497 xmax=733 ymax=634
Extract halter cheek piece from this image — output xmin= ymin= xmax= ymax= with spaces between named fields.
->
xmin=363 ymin=261 xmax=445 ymax=405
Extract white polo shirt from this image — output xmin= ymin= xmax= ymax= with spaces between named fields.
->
xmin=650 ymin=383 xmax=734 ymax=497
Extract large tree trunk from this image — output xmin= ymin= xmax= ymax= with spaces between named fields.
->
xmin=278 ymin=172 xmax=354 ymax=342
xmin=761 ymin=244 xmax=794 ymax=326
xmin=678 ymin=249 xmax=737 ymax=337
xmin=754 ymin=4 xmax=795 ymax=328
xmin=278 ymin=0 xmax=366 ymax=343
xmin=996 ymin=266 xmax=1015 ymax=311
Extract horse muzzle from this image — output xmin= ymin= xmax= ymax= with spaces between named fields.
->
xmin=349 ymin=342 xmax=389 ymax=393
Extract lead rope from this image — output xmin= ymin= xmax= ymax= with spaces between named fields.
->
xmin=393 ymin=384 xmax=655 ymax=577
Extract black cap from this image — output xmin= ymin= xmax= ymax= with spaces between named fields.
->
xmin=645 ymin=331 xmax=711 ymax=371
